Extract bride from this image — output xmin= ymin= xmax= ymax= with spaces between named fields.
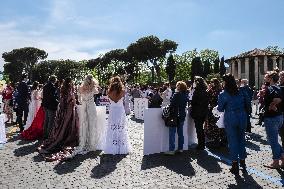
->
xmin=25 ymin=81 xmax=41 ymax=130
xmin=103 ymin=76 xmax=131 ymax=154
xmin=75 ymin=75 xmax=104 ymax=154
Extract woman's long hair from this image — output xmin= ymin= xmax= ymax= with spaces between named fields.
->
xmin=194 ymin=76 xmax=208 ymax=92
xmin=81 ymin=75 xmax=99 ymax=93
xmin=61 ymin=77 xmax=73 ymax=98
xmin=222 ymin=74 xmax=238 ymax=96
xmin=108 ymin=76 xmax=124 ymax=95
xmin=31 ymin=81 xmax=39 ymax=91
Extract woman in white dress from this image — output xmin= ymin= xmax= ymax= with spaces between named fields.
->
xmin=103 ymin=76 xmax=131 ymax=154
xmin=161 ymin=82 xmax=172 ymax=107
xmin=24 ymin=82 xmax=41 ymax=130
xmin=76 ymin=75 xmax=104 ymax=154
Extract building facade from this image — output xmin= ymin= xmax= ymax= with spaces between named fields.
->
xmin=226 ymin=48 xmax=284 ymax=88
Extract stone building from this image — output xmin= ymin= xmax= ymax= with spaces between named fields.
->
xmin=226 ymin=48 xmax=284 ymax=88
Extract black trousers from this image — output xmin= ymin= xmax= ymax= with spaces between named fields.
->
xmin=16 ymin=104 xmax=29 ymax=131
xmin=194 ymin=119 xmax=206 ymax=148
xmin=246 ymin=113 xmax=252 ymax=133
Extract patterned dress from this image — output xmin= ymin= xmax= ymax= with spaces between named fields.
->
xmin=2 ymin=86 xmax=13 ymax=115
xmin=204 ymin=87 xmax=227 ymax=147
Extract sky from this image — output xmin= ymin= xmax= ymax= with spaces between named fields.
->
xmin=0 ymin=0 xmax=284 ymax=70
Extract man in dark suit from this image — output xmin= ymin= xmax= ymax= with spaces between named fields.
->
xmin=240 ymin=79 xmax=253 ymax=133
xmin=42 ymin=75 xmax=59 ymax=139
xmin=16 ymin=73 xmax=31 ymax=132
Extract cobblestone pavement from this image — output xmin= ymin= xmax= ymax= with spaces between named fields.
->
xmin=1 ymin=113 xmax=284 ymax=189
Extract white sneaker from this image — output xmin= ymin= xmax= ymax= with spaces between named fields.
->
xmin=164 ymin=151 xmax=175 ymax=155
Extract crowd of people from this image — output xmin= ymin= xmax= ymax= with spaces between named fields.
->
xmin=1 ymin=69 xmax=284 ymax=175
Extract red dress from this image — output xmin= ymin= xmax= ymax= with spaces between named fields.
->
xmin=21 ymin=106 xmax=45 ymax=140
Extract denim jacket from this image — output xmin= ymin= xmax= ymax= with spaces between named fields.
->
xmin=217 ymin=90 xmax=249 ymax=113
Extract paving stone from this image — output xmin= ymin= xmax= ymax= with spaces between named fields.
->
xmin=1 ymin=112 xmax=284 ymax=188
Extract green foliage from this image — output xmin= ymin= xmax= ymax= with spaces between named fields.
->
xmin=32 ymin=60 xmax=57 ymax=83
xmin=2 ymin=38 xmax=231 ymax=86
xmin=200 ymin=49 xmax=219 ymax=64
xmin=213 ymin=58 xmax=220 ymax=73
xmin=165 ymin=54 xmax=176 ymax=82
xmin=2 ymin=47 xmax=48 ymax=81
xmin=265 ymin=46 xmax=284 ymax=54
xmin=199 ymin=49 xmax=219 ymax=78
xmin=32 ymin=60 xmax=89 ymax=84
xmin=126 ymin=35 xmax=178 ymax=83
xmin=87 ymin=36 xmax=178 ymax=85
xmin=174 ymin=50 xmax=198 ymax=81
xmin=191 ymin=57 xmax=203 ymax=81
xmin=3 ymin=60 xmax=24 ymax=84
xmin=203 ymin=60 xmax=212 ymax=77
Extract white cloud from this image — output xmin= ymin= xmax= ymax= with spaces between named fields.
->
xmin=0 ymin=22 xmax=17 ymax=30
xmin=0 ymin=0 xmax=132 ymax=71
xmin=0 ymin=21 xmax=114 ymax=71
xmin=207 ymin=29 xmax=245 ymax=42
xmin=49 ymin=0 xmax=76 ymax=22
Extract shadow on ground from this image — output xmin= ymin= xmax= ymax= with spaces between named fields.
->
xmin=276 ymin=169 xmax=284 ymax=187
xmin=228 ymin=173 xmax=262 ymax=189
xmin=141 ymin=151 xmax=197 ymax=177
xmin=245 ymin=140 xmax=261 ymax=151
xmin=129 ymin=115 xmax=144 ymax=124
xmin=13 ymin=141 xmax=40 ymax=157
xmin=54 ymin=151 xmax=100 ymax=175
xmin=191 ymin=149 xmax=223 ymax=173
xmin=91 ymin=154 xmax=126 ymax=179
xmin=248 ymin=133 xmax=269 ymax=146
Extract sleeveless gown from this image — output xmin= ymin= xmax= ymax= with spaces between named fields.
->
xmin=74 ymin=87 xmax=106 ymax=155
xmin=103 ymin=98 xmax=131 ymax=154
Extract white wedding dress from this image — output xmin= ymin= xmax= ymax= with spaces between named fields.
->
xmin=75 ymin=87 xmax=106 ymax=154
xmin=24 ymin=90 xmax=41 ymax=130
xmin=103 ymin=97 xmax=131 ymax=154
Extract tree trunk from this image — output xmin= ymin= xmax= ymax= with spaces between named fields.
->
xmin=151 ymin=66 xmax=155 ymax=83
xmin=153 ymin=62 xmax=161 ymax=83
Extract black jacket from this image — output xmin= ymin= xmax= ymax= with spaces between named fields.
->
xmin=16 ymin=81 xmax=30 ymax=106
xmin=170 ymin=91 xmax=189 ymax=122
xmin=191 ymin=89 xmax=209 ymax=120
xmin=42 ymin=82 xmax=59 ymax=110
xmin=264 ymin=85 xmax=282 ymax=117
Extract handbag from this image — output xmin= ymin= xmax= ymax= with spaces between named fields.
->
xmin=162 ymin=105 xmax=179 ymax=127
xmin=212 ymin=106 xmax=225 ymax=128
xmin=216 ymin=113 xmax=225 ymax=128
